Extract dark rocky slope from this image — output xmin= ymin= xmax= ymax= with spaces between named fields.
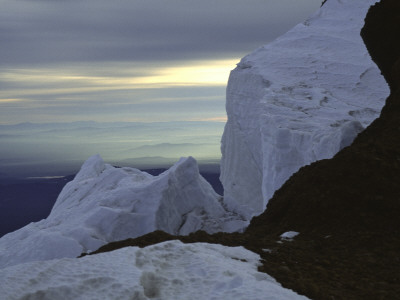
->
xmin=86 ymin=1 xmax=400 ymax=299
xmin=243 ymin=1 xmax=400 ymax=298
xmin=249 ymin=0 xmax=400 ymax=236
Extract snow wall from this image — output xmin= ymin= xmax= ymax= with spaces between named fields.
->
xmin=220 ymin=0 xmax=389 ymax=218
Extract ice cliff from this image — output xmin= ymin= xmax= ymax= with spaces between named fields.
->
xmin=0 ymin=155 xmax=246 ymax=269
xmin=220 ymin=0 xmax=390 ymax=218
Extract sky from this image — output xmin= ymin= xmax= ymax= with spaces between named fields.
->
xmin=0 ymin=0 xmax=321 ymax=176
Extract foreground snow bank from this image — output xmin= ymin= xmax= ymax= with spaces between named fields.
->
xmin=220 ymin=0 xmax=389 ymax=218
xmin=0 ymin=240 xmax=309 ymax=300
xmin=0 ymin=155 xmax=247 ymax=269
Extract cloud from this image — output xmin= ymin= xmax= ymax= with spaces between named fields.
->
xmin=0 ymin=0 xmax=321 ymax=66
xmin=190 ymin=116 xmax=228 ymax=122
xmin=0 ymin=59 xmax=235 ymax=97
xmin=0 ymin=59 xmax=231 ymax=123
xmin=0 ymin=0 xmax=321 ymax=124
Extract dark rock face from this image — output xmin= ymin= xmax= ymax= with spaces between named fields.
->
xmin=244 ymin=0 xmax=400 ymax=296
xmin=248 ymin=0 xmax=400 ymax=237
xmin=244 ymin=0 xmax=400 ymax=298
xmin=87 ymin=1 xmax=400 ymax=299
xmin=361 ymin=0 xmax=400 ymax=92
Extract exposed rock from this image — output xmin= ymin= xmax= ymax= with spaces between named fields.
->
xmin=248 ymin=0 xmax=400 ymax=236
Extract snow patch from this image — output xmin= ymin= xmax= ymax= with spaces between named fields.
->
xmin=280 ymin=231 xmax=300 ymax=241
xmin=0 ymin=240 xmax=309 ymax=300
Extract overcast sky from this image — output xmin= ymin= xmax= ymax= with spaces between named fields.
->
xmin=0 ymin=0 xmax=321 ymax=124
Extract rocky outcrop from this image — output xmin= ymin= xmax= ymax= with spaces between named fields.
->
xmin=361 ymin=0 xmax=400 ymax=91
xmin=242 ymin=0 xmax=400 ymax=298
xmin=248 ymin=0 xmax=400 ymax=236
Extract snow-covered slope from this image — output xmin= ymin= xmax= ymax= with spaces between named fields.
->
xmin=220 ymin=0 xmax=390 ymax=218
xmin=0 ymin=155 xmax=246 ymax=269
xmin=0 ymin=240 xmax=309 ymax=300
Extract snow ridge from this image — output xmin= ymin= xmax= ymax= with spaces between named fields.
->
xmin=0 ymin=155 xmax=247 ymax=269
xmin=220 ymin=0 xmax=389 ymax=218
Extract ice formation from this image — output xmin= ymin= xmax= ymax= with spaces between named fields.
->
xmin=220 ymin=0 xmax=390 ymax=218
xmin=0 ymin=155 xmax=247 ymax=269
xmin=0 ymin=241 xmax=309 ymax=300
xmin=0 ymin=2 xmax=390 ymax=297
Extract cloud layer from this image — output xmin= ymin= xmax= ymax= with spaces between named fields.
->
xmin=0 ymin=0 xmax=321 ymax=174
xmin=1 ymin=0 xmax=320 ymax=65
xmin=0 ymin=0 xmax=321 ymax=124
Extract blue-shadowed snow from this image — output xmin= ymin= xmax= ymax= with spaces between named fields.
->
xmin=280 ymin=231 xmax=300 ymax=241
xmin=0 ymin=155 xmax=247 ymax=269
xmin=220 ymin=0 xmax=390 ymax=218
xmin=0 ymin=240 xmax=309 ymax=300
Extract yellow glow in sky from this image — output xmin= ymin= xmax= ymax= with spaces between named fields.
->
xmin=190 ymin=116 xmax=228 ymax=122
xmin=0 ymin=98 xmax=26 ymax=103
xmin=0 ymin=59 xmax=238 ymax=100
xmin=136 ymin=59 xmax=238 ymax=86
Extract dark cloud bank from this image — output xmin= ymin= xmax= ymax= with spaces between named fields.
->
xmin=0 ymin=0 xmax=321 ymax=66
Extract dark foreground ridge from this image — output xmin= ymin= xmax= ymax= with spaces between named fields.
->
xmin=84 ymin=1 xmax=400 ymax=299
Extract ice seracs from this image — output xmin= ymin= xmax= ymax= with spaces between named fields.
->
xmin=0 ymin=240 xmax=309 ymax=300
xmin=220 ymin=0 xmax=390 ymax=218
xmin=0 ymin=155 xmax=247 ymax=269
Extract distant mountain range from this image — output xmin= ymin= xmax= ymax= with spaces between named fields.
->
xmin=0 ymin=121 xmax=224 ymax=178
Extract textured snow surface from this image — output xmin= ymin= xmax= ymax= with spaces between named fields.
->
xmin=220 ymin=0 xmax=390 ymax=218
xmin=0 ymin=155 xmax=247 ymax=269
xmin=0 ymin=241 xmax=309 ymax=300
